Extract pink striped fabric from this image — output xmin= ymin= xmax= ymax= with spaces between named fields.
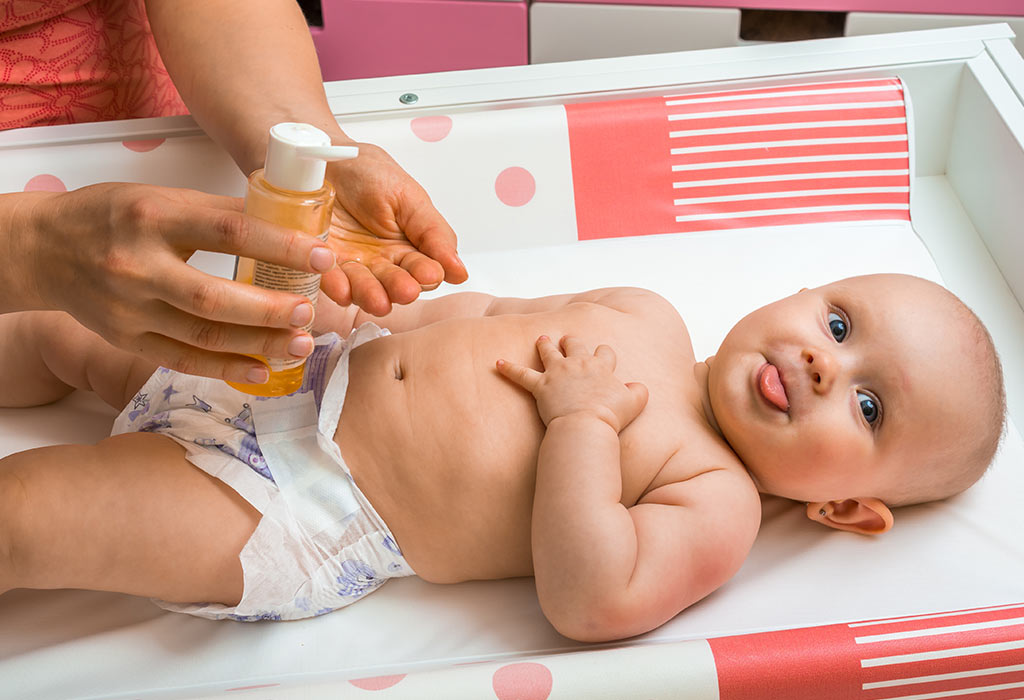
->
xmin=566 ymin=77 xmax=911 ymax=239
xmin=709 ymin=602 xmax=1024 ymax=700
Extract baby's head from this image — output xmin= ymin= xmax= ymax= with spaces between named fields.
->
xmin=704 ymin=273 xmax=1006 ymax=534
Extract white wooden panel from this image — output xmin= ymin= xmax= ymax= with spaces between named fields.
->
xmin=530 ymin=3 xmax=739 ymax=64
xmin=847 ymin=12 xmax=1024 ymax=53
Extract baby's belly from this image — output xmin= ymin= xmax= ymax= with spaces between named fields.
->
xmin=334 ymin=330 xmax=545 ymax=583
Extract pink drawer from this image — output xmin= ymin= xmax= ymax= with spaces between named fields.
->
xmin=534 ymin=0 xmax=1023 ymax=17
xmin=310 ymin=0 xmax=528 ymax=81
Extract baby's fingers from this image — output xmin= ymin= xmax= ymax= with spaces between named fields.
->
xmin=622 ymin=382 xmax=650 ymax=427
xmin=496 ymin=359 xmax=542 ymax=392
xmin=536 ymin=335 xmax=563 ymax=367
xmin=594 ymin=343 xmax=617 ymax=370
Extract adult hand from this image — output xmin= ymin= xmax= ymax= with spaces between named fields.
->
xmin=320 ymin=142 xmax=468 ymax=317
xmin=14 ymin=182 xmax=337 ymax=384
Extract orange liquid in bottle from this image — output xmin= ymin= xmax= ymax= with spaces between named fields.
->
xmin=225 ymin=170 xmax=334 ymax=397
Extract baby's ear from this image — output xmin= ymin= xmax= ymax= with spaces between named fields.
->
xmin=805 ymin=498 xmax=894 ymax=535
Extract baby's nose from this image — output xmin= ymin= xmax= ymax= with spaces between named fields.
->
xmin=802 ymin=347 xmax=836 ymax=393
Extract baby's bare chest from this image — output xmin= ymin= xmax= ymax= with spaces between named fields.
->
xmin=333 ymin=311 xmax=702 ymax=579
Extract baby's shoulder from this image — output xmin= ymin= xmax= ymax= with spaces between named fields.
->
xmin=655 ymin=429 xmax=760 ymax=524
xmin=639 ymin=445 xmax=761 ymax=575
xmin=595 ymin=287 xmax=683 ymax=324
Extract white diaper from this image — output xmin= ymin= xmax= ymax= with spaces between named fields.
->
xmin=110 ymin=323 xmax=413 ymax=621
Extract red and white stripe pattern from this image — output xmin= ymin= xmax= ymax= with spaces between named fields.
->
xmin=708 ymin=602 xmax=1024 ymax=700
xmin=565 ymin=77 xmax=910 ymax=240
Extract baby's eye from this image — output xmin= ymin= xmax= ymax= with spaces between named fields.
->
xmin=857 ymin=391 xmax=880 ymax=425
xmin=827 ymin=311 xmax=848 ymax=342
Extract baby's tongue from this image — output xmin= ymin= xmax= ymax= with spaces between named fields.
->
xmin=760 ymin=364 xmax=789 ymax=411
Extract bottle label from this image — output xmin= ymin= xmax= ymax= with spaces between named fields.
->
xmin=253 ymin=231 xmax=328 ymax=372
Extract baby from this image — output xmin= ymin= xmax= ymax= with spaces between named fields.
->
xmin=0 ymin=273 xmax=1006 ymax=641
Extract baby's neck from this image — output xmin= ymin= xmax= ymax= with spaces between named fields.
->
xmin=692 ymin=360 xmax=723 ymax=439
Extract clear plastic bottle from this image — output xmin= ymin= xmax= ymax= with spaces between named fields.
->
xmin=226 ymin=123 xmax=357 ymax=396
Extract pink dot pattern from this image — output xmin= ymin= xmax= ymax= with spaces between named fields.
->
xmin=410 ymin=115 xmax=453 ymax=142
xmin=494 ymin=166 xmax=536 ymax=207
xmin=348 ymin=674 xmax=407 ymax=691
xmin=23 ymin=174 xmax=67 ymax=192
xmin=122 ymin=138 xmax=166 ymax=152
xmin=492 ymin=662 xmax=553 ymax=700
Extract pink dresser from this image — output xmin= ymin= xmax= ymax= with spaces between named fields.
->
xmin=308 ymin=0 xmax=527 ymax=81
xmin=305 ymin=0 xmax=1022 ymax=81
xmin=534 ymin=0 xmax=1021 ymax=12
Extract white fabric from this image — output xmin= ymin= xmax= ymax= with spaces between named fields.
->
xmin=2 ymin=221 xmax=1023 ymax=699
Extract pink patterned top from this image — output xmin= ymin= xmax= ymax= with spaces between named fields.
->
xmin=0 ymin=0 xmax=188 ymax=130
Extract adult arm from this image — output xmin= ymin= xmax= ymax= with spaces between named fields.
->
xmin=144 ymin=0 xmax=467 ymax=316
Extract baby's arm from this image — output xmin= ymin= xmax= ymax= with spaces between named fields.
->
xmin=497 ymin=335 xmax=758 ymax=642
xmin=0 ymin=311 xmax=154 ymax=409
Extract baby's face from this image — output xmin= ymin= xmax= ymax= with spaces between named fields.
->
xmin=707 ymin=274 xmax=985 ymax=504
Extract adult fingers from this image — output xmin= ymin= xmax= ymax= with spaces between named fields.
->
xmin=167 ymin=196 xmax=336 ymax=273
xmin=366 ymin=256 xmax=422 ymax=306
xmin=340 ymin=261 xmax=393 ymax=317
xmin=396 ymin=194 xmax=468 ymax=285
xmin=496 ymin=359 xmax=542 ymax=392
xmin=397 ymin=249 xmax=445 ymax=291
xmin=318 ymin=267 xmax=354 ymax=308
xmin=131 ymin=332 xmax=273 ymax=384
xmin=152 ymin=304 xmax=314 ymax=362
xmin=156 ymin=262 xmax=316 ymax=330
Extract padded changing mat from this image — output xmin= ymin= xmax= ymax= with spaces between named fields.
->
xmin=1 ymin=76 xmax=1022 ymax=699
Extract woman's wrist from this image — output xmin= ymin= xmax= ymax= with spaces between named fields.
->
xmin=0 ymin=191 xmax=58 ymax=313
xmin=233 ymin=116 xmax=354 ymax=177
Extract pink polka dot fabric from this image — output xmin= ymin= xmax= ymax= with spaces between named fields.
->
xmin=23 ymin=174 xmax=67 ymax=192
xmin=494 ymin=166 xmax=536 ymax=207
xmin=121 ymin=138 xmax=166 ymax=152
xmin=337 ymin=78 xmax=911 ymax=252
xmin=410 ymin=116 xmax=453 ymax=143
xmin=492 ymin=662 xmax=553 ymax=700
xmin=348 ymin=674 xmax=407 ymax=690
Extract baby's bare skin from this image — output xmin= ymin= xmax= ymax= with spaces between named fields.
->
xmin=0 ymin=288 xmax=763 ymax=641
xmin=0 ymin=273 xmax=998 ymax=642
xmin=335 ymin=288 xmax=761 ymax=637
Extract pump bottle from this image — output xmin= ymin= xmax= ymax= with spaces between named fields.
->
xmin=226 ymin=122 xmax=358 ymax=397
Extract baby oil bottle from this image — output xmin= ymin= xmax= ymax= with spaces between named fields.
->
xmin=226 ymin=122 xmax=357 ymax=397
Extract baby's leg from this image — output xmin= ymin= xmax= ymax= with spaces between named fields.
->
xmin=0 ymin=431 xmax=260 ymax=604
xmin=0 ymin=311 xmax=155 ymax=409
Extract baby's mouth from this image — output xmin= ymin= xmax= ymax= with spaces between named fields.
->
xmin=758 ymin=363 xmax=789 ymax=412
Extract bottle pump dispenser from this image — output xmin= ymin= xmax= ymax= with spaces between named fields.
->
xmin=226 ymin=122 xmax=358 ymax=397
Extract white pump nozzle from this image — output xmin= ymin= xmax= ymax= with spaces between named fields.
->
xmin=263 ymin=122 xmax=359 ymax=193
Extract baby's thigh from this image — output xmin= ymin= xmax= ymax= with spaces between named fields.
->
xmin=1 ymin=432 xmax=260 ymax=604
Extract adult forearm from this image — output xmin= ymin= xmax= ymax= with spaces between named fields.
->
xmin=0 ymin=192 xmax=56 ymax=313
xmin=531 ymin=413 xmax=639 ymax=640
xmin=145 ymin=0 xmax=348 ymax=176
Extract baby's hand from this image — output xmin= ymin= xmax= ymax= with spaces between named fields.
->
xmin=497 ymin=335 xmax=648 ymax=433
